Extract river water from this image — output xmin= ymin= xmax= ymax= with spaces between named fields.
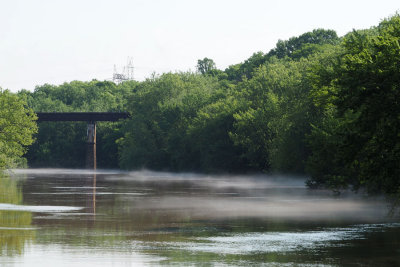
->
xmin=0 ymin=169 xmax=399 ymax=266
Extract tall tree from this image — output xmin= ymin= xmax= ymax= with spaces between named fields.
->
xmin=0 ymin=90 xmax=37 ymax=169
xmin=196 ymin=58 xmax=216 ymax=75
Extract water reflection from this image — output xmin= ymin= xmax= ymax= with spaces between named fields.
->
xmin=0 ymin=174 xmax=35 ymax=256
xmin=85 ymin=173 xmax=96 ymax=217
xmin=2 ymin=169 xmax=400 ymax=266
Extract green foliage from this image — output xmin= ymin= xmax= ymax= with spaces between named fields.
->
xmin=22 ymin=80 xmax=131 ymax=112
xmin=224 ymin=29 xmax=339 ymax=83
xmin=187 ymin=97 xmax=249 ymax=172
xmin=230 ymin=56 xmax=320 ymax=173
xmin=0 ymin=90 xmax=37 ymax=169
xmin=118 ymin=72 xmax=222 ymax=171
xmin=196 ymin=57 xmax=216 ymax=75
xmin=267 ymin=29 xmax=340 ymax=59
xmin=26 ymin=121 xmax=87 ymax=167
xmin=225 ymin=52 xmax=267 ymax=81
xmin=306 ymin=14 xmax=400 ymax=196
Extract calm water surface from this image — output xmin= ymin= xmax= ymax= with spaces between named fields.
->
xmin=0 ymin=169 xmax=399 ymax=266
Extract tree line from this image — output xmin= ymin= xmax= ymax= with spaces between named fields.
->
xmin=1 ymin=14 xmax=399 ymax=198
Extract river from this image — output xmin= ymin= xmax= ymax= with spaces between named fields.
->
xmin=0 ymin=169 xmax=399 ymax=266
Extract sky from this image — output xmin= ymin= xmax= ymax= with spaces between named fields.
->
xmin=0 ymin=0 xmax=399 ymax=92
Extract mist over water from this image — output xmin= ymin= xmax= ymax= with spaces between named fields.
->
xmin=9 ymin=168 xmax=396 ymax=221
xmin=2 ymin=168 xmax=399 ymax=266
xmin=107 ymin=169 xmax=393 ymax=221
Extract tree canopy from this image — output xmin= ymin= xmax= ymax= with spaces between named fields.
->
xmin=196 ymin=58 xmax=217 ymax=75
xmin=306 ymin=15 xmax=400 ymax=197
xmin=0 ymin=90 xmax=37 ymax=169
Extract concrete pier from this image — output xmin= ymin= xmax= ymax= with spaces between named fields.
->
xmin=86 ymin=122 xmax=96 ymax=169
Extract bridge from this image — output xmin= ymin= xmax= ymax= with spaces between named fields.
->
xmin=36 ymin=112 xmax=130 ymax=169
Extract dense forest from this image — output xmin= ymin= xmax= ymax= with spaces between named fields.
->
xmin=1 ymin=15 xmax=399 ymax=198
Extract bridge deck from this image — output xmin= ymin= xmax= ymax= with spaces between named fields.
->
xmin=36 ymin=112 xmax=130 ymax=122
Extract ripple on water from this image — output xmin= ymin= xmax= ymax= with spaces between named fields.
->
xmin=166 ymin=223 xmax=400 ymax=255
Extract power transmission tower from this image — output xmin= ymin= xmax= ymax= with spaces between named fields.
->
xmin=127 ymin=57 xmax=134 ymax=80
xmin=113 ymin=57 xmax=134 ymax=83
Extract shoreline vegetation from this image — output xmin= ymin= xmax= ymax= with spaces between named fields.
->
xmin=0 ymin=14 xmax=399 ymax=198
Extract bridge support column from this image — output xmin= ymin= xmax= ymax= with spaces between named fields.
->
xmin=86 ymin=122 xmax=96 ymax=169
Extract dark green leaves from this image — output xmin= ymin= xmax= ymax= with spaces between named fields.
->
xmin=306 ymin=14 xmax=400 ymax=196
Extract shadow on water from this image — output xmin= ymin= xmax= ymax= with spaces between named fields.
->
xmin=1 ymin=168 xmax=399 ymax=266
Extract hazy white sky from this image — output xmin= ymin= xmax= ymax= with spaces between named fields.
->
xmin=0 ymin=0 xmax=399 ymax=92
